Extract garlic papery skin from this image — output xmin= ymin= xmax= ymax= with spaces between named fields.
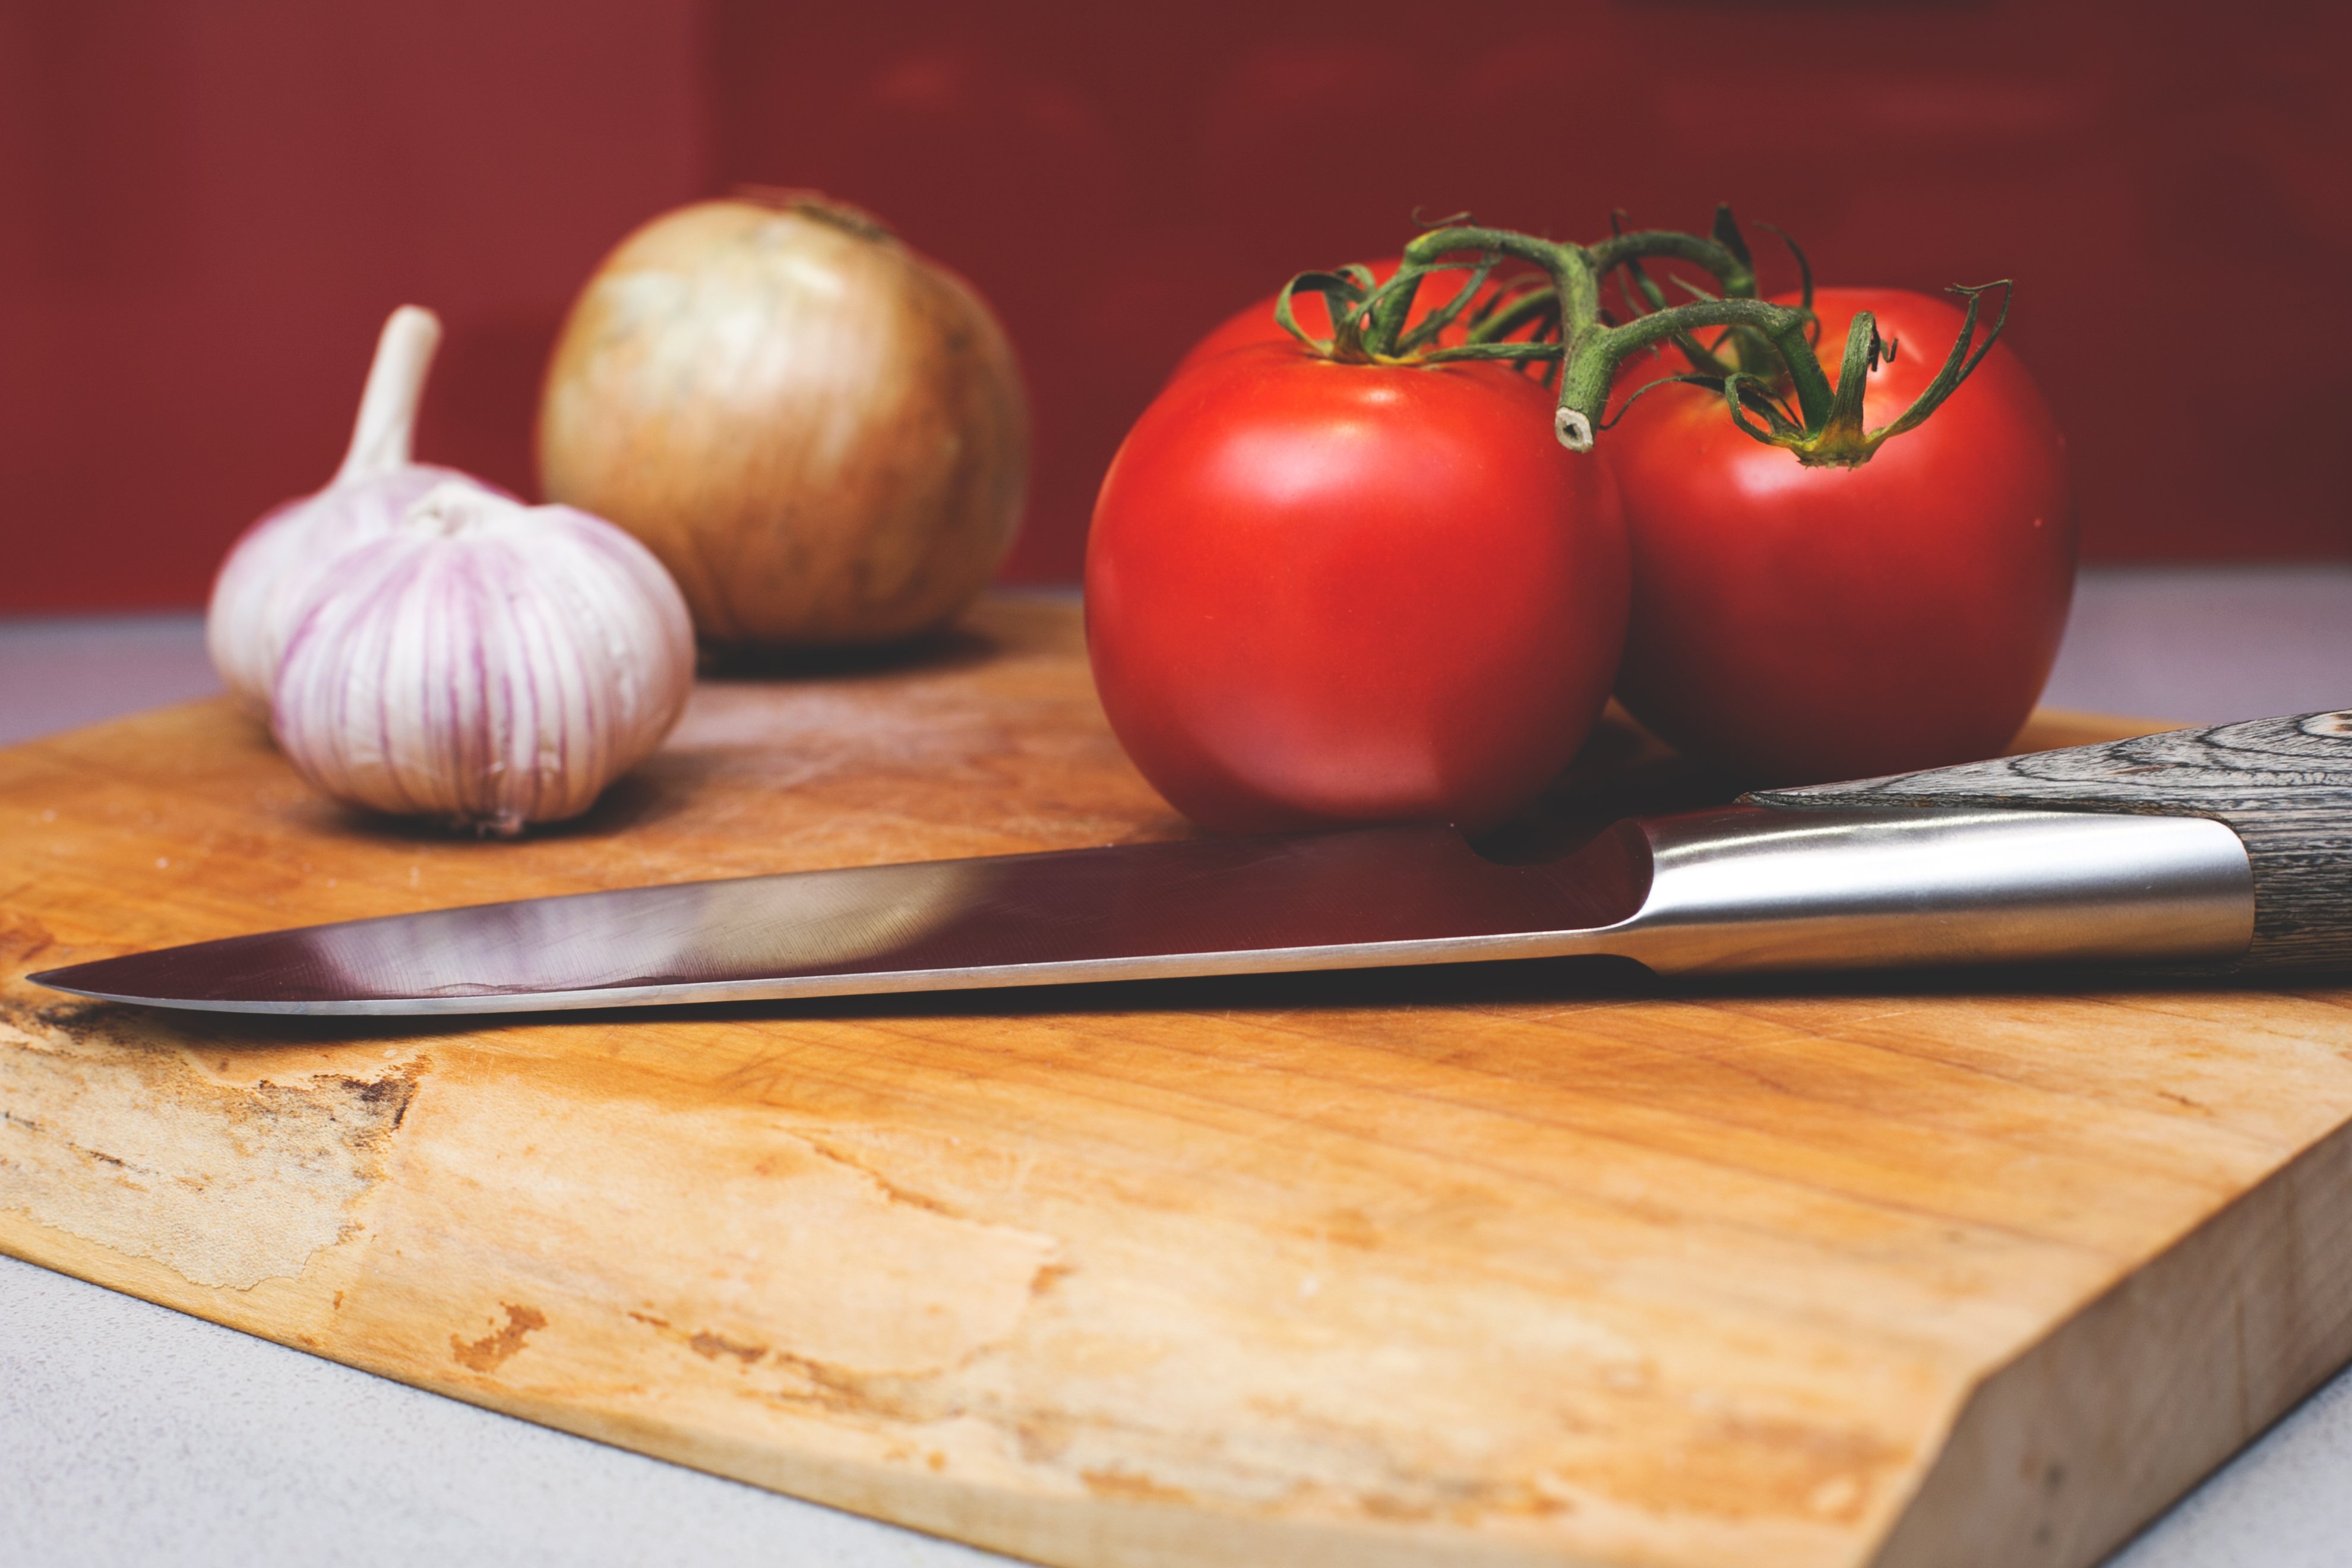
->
xmin=207 ymin=306 xmax=501 ymax=716
xmin=270 ymin=483 xmax=695 ymax=836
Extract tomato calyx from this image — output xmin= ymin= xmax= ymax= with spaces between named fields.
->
xmin=1705 ymin=281 xmax=2014 ymax=467
xmin=1273 ymin=256 xmax=1559 ymax=368
xmin=1275 ymin=204 xmax=2015 ymax=470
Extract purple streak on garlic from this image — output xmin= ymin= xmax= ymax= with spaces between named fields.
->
xmin=271 ymin=482 xmax=696 ymax=836
xmin=206 ymin=306 xmax=503 ymax=716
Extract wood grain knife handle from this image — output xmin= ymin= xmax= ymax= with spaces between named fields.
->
xmin=1748 ymin=710 xmax=2352 ymax=974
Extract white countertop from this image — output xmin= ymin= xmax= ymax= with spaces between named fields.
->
xmin=5 ymin=569 xmax=2352 ymax=1567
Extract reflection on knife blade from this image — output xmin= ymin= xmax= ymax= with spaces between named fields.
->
xmin=29 ymin=804 xmax=2252 ymax=1016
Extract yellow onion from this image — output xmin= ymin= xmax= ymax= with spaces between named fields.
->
xmin=536 ymin=192 xmax=1029 ymax=649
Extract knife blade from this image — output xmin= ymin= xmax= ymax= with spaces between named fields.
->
xmin=31 ymin=709 xmax=2352 ymax=1016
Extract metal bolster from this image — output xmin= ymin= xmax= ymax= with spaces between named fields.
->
xmin=1597 ymin=807 xmax=2256 ymax=975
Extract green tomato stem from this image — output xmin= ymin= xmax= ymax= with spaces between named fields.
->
xmin=1548 ymin=299 xmax=1825 ymax=445
xmin=1276 ymin=208 xmax=1997 ymax=468
xmin=1589 ymin=228 xmax=1756 ymax=299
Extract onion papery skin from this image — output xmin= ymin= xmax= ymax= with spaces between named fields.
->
xmin=207 ymin=465 xmax=500 ymax=717
xmin=537 ymin=195 xmax=1029 ymax=649
xmin=271 ymin=494 xmax=695 ymax=835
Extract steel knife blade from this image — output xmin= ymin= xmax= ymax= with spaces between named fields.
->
xmin=26 ymin=796 xmax=2257 ymax=1017
xmin=48 ymin=704 xmax=2352 ymax=1014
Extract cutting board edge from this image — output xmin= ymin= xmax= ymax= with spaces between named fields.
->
xmin=425 ymin=1379 xmax=1640 ymax=1568
xmin=0 ymin=1210 xmax=1624 ymax=1568
xmin=1870 ymin=1100 xmax=2352 ymax=1568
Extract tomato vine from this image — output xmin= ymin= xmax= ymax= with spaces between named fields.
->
xmin=1275 ymin=206 xmax=2011 ymax=468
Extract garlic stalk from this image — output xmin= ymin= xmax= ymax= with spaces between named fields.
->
xmin=206 ymin=306 xmax=498 ymax=716
xmin=271 ymin=483 xmax=696 ymax=835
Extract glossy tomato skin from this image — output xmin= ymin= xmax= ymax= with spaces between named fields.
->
xmin=1087 ymin=341 xmax=1628 ymax=834
xmin=1607 ymin=287 xmax=2074 ymax=784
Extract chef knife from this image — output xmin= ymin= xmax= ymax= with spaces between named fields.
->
xmin=29 ymin=710 xmax=2352 ymax=1016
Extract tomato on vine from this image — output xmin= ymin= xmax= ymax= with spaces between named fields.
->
xmin=1088 ymin=205 xmax=2066 ymax=833
xmin=1605 ymin=285 xmax=2072 ymax=783
xmin=1088 ymin=334 xmax=1626 ymax=833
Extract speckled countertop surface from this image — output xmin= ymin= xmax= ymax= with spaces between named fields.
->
xmin=5 ymin=570 xmax=2351 ymax=1568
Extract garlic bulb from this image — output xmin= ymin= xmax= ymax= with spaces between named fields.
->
xmin=207 ymin=306 xmax=499 ymax=715
xmin=271 ymin=483 xmax=695 ymax=835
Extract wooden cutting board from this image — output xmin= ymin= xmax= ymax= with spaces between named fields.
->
xmin=5 ymin=594 xmax=2351 ymax=1568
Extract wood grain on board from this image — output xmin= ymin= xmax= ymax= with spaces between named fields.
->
xmin=4 ymin=594 xmax=2351 ymax=1568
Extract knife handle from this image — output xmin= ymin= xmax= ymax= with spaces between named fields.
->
xmin=1747 ymin=710 xmax=2352 ymax=975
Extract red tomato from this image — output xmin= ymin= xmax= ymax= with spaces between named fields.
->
xmin=1606 ymin=287 xmax=2074 ymax=784
xmin=1086 ymin=340 xmax=1629 ymax=833
xmin=1170 ymin=257 xmax=1537 ymax=382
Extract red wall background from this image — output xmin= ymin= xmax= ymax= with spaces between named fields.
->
xmin=4 ymin=0 xmax=2347 ymax=614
